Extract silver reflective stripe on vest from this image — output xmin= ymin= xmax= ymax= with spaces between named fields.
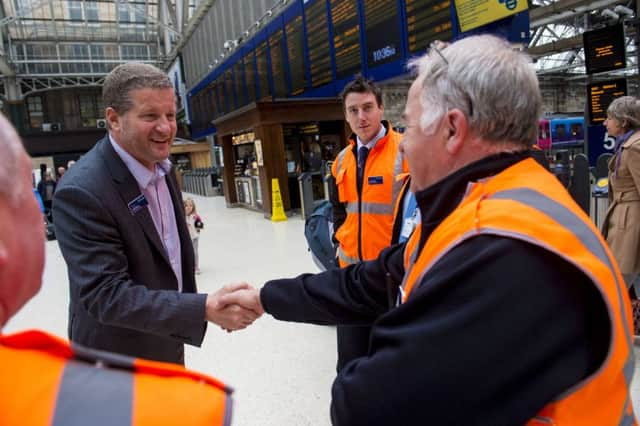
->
xmin=492 ymin=189 xmax=635 ymax=365
xmin=346 ymin=201 xmax=394 ymax=215
xmin=390 ymin=150 xmax=405 ymax=212
xmin=335 ymin=147 xmax=350 ymax=173
xmin=52 ymin=359 xmax=133 ymax=426
xmin=338 ymin=245 xmax=360 ymax=265
xmin=619 ymin=397 xmax=636 ymax=426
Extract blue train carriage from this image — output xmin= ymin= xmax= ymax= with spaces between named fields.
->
xmin=550 ymin=117 xmax=585 ymax=148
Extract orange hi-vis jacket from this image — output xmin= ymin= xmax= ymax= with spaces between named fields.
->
xmin=401 ymin=158 xmax=636 ymax=425
xmin=332 ymin=124 xmax=407 ymax=267
xmin=0 ymin=330 xmax=233 ymax=426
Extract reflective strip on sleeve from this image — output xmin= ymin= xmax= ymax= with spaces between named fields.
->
xmin=52 ymin=360 xmax=133 ymax=426
xmin=338 ymin=246 xmax=360 ymax=265
xmin=346 ymin=201 xmax=394 ymax=215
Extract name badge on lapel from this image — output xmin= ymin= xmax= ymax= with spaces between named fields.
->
xmin=368 ymin=176 xmax=384 ymax=185
xmin=128 ymin=194 xmax=148 ymax=216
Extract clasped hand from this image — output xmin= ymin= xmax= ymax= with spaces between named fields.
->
xmin=205 ymin=283 xmax=264 ymax=332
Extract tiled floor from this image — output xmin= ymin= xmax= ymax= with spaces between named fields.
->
xmin=6 ymin=194 xmax=640 ymax=425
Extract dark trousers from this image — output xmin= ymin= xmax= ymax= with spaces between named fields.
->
xmin=336 ymin=325 xmax=371 ymax=372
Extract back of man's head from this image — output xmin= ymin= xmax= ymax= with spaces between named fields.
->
xmin=340 ymin=74 xmax=383 ymax=109
xmin=409 ymin=35 xmax=541 ymax=148
xmin=0 ymin=113 xmax=45 ymax=328
xmin=103 ymin=62 xmax=173 ymax=115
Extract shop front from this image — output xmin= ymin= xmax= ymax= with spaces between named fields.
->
xmin=213 ymin=99 xmax=347 ymax=218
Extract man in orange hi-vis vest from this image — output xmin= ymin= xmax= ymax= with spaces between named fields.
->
xmin=221 ymin=35 xmax=637 ymax=425
xmin=0 ymin=113 xmax=233 ymax=426
xmin=328 ymin=75 xmax=408 ymax=372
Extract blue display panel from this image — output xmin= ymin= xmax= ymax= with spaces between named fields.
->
xmin=189 ymin=0 xmax=529 ymax=138
xmin=305 ymin=0 xmax=332 ymax=88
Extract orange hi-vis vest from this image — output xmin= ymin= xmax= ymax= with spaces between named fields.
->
xmin=401 ymin=158 xmax=636 ymax=425
xmin=332 ymin=124 xmax=407 ymax=267
xmin=0 ymin=330 xmax=233 ymax=426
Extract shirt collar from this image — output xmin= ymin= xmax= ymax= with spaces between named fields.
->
xmin=357 ymin=123 xmax=386 ymax=150
xmin=109 ymin=134 xmax=172 ymax=189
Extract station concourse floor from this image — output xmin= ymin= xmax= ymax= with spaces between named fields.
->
xmin=6 ymin=193 xmax=640 ymax=425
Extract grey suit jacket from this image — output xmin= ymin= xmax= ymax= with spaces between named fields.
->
xmin=53 ymin=137 xmax=207 ymax=364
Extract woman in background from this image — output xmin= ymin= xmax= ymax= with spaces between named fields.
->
xmin=602 ymin=96 xmax=640 ymax=332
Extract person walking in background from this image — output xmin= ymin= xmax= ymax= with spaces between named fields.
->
xmin=220 ymin=35 xmax=635 ymax=425
xmin=602 ymin=95 xmax=640 ymax=332
xmin=328 ymin=75 xmax=408 ymax=372
xmin=36 ymin=170 xmax=56 ymax=211
xmin=0 ymin=112 xmax=233 ymax=426
xmin=53 ymin=62 xmax=259 ymax=365
xmin=184 ymin=197 xmax=203 ymax=275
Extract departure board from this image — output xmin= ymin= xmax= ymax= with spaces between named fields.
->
xmin=234 ymin=61 xmax=246 ymax=107
xmin=207 ymin=83 xmax=218 ymax=119
xmin=331 ymin=0 xmax=361 ymax=79
xmin=305 ymin=0 xmax=332 ymax=87
xmin=224 ymin=69 xmax=234 ymax=110
xmin=215 ymin=75 xmax=226 ymax=115
xmin=255 ymin=41 xmax=270 ymax=100
xmin=270 ymin=30 xmax=288 ymax=97
xmin=364 ymin=0 xmax=402 ymax=67
xmin=587 ymin=78 xmax=627 ymax=125
xmin=584 ymin=24 xmax=626 ymax=75
xmin=286 ymin=14 xmax=307 ymax=95
xmin=243 ymin=51 xmax=256 ymax=103
xmin=405 ymin=0 xmax=453 ymax=55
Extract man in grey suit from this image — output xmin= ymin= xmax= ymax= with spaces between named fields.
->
xmin=53 ymin=63 xmax=259 ymax=365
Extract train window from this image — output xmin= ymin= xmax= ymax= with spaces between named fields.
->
xmin=555 ymin=124 xmax=566 ymax=139
xmin=571 ymin=123 xmax=583 ymax=138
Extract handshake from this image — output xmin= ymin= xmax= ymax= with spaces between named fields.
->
xmin=205 ymin=283 xmax=264 ymax=331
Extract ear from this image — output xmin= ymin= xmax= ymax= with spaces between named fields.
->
xmin=105 ymin=107 xmax=120 ymax=132
xmin=443 ymin=109 xmax=468 ymax=155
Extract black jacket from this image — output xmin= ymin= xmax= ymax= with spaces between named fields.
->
xmin=261 ymin=151 xmax=610 ymax=425
xmin=53 ymin=138 xmax=207 ymax=364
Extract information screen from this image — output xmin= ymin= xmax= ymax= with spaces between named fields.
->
xmin=363 ymin=0 xmax=402 ymax=67
xmin=243 ymin=51 xmax=256 ymax=103
xmin=305 ymin=0 xmax=332 ymax=87
xmin=224 ymin=69 xmax=234 ymax=110
xmin=215 ymin=75 xmax=226 ymax=115
xmin=405 ymin=0 xmax=453 ymax=55
xmin=584 ymin=24 xmax=626 ymax=75
xmin=330 ymin=0 xmax=361 ymax=79
xmin=270 ymin=29 xmax=288 ymax=97
xmin=234 ymin=61 xmax=246 ymax=107
xmin=587 ymin=78 xmax=627 ymax=125
xmin=255 ymin=41 xmax=271 ymax=100
xmin=286 ymin=14 xmax=307 ymax=95
xmin=207 ymin=83 xmax=218 ymax=119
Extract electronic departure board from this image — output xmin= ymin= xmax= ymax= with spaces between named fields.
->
xmin=305 ymin=0 xmax=332 ymax=87
xmin=243 ymin=52 xmax=256 ymax=103
xmin=215 ymin=75 xmax=226 ymax=115
xmin=255 ymin=41 xmax=270 ymax=100
xmin=234 ymin=61 xmax=246 ymax=107
xmin=584 ymin=24 xmax=626 ymax=75
xmin=208 ymin=83 xmax=218 ymax=118
xmin=224 ymin=69 xmax=234 ymax=110
xmin=364 ymin=0 xmax=402 ymax=67
xmin=331 ymin=0 xmax=361 ymax=79
xmin=270 ymin=29 xmax=288 ymax=97
xmin=286 ymin=14 xmax=306 ymax=95
xmin=405 ymin=0 xmax=453 ymax=55
xmin=587 ymin=78 xmax=627 ymax=125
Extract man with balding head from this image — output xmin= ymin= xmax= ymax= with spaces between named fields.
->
xmin=222 ymin=35 xmax=636 ymax=424
xmin=0 ymin=113 xmax=234 ymax=425
xmin=53 ymin=62 xmax=258 ymax=365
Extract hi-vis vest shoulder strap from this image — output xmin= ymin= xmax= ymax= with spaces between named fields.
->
xmin=401 ymin=158 xmax=636 ymax=425
xmin=0 ymin=330 xmax=233 ymax=426
xmin=332 ymin=127 xmax=408 ymax=266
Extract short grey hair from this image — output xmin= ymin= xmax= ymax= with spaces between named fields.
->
xmin=607 ymin=96 xmax=640 ymax=131
xmin=103 ymin=62 xmax=173 ymax=114
xmin=408 ymin=35 xmax=541 ymax=148
xmin=0 ymin=113 xmax=26 ymax=205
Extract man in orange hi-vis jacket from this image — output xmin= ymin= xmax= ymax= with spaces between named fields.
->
xmin=0 ymin=112 xmax=233 ymax=426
